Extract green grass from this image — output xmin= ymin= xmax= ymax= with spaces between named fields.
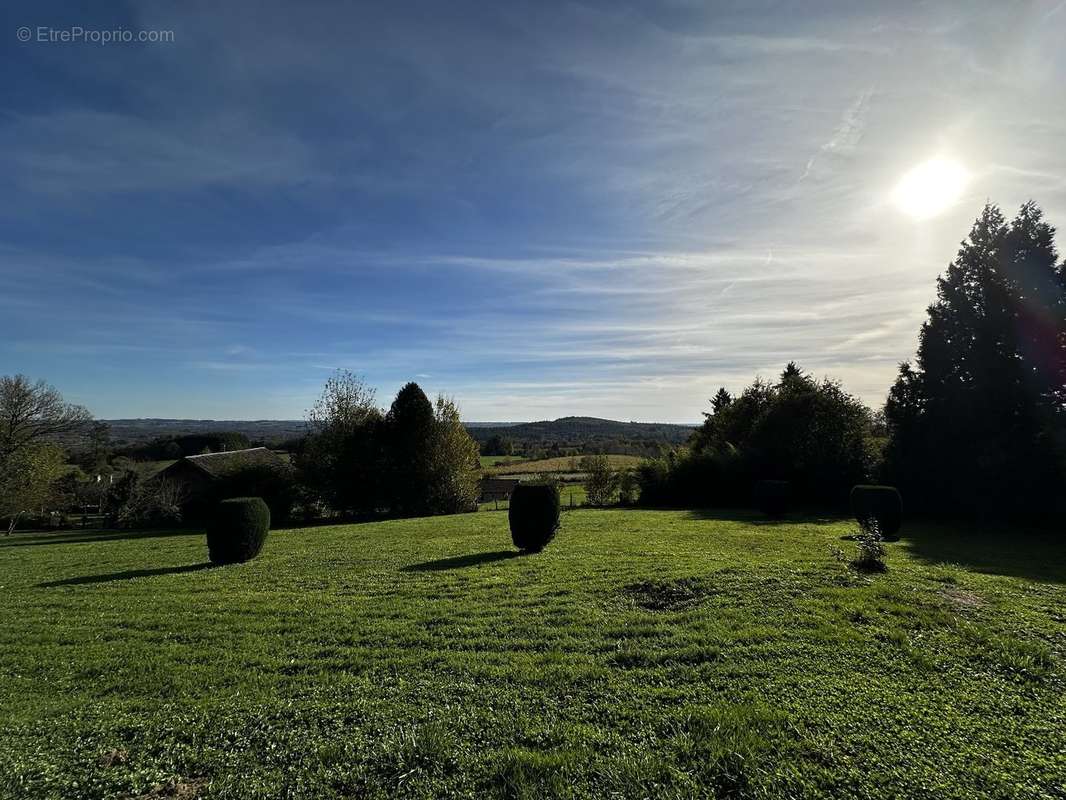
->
xmin=557 ymin=483 xmax=587 ymax=507
xmin=1 ymin=511 xmax=1064 ymax=799
xmin=479 ymin=455 xmax=526 ymax=469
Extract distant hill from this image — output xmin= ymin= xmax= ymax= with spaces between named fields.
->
xmin=105 ymin=419 xmax=309 ymax=447
xmin=467 ymin=416 xmax=695 ymax=456
xmin=104 ymin=415 xmax=696 ymax=454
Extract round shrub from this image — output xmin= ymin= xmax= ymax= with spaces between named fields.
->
xmin=206 ymin=497 xmax=271 ymax=565
xmin=508 ymin=482 xmax=560 ymax=552
xmin=754 ymin=480 xmax=790 ymax=518
xmin=850 ymin=485 xmax=903 ymax=541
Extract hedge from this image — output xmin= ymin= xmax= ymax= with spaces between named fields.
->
xmin=754 ymin=480 xmax=790 ymax=518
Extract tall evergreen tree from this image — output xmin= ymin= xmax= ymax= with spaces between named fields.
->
xmin=779 ymin=361 xmax=805 ymax=385
xmin=709 ymin=387 xmax=733 ymax=416
xmin=883 ymin=202 xmax=1066 ymax=518
xmin=384 ymin=382 xmax=437 ymax=515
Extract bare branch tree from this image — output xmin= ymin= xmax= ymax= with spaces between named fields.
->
xmin=0 ymin=375 xmax=93 ymax=463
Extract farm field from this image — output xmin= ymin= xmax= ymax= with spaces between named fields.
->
xmin=486 ymin=454 xmax=643 ymax=476
xmin=1 ymin=511 xmax=1063 ymax=799
xmin=478 ymin=455 xmax=526 ymax=469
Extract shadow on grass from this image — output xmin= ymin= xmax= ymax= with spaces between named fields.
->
xmin=38 ymin=562 xmax=215 ymax=587
xmin=402 ymin=550 xmax=522 ymax=572
xmin=1 ymin=528 xmax=198 ymax=549
xmin=900 ymin=521 xmax=1066 ymax=584
xmin=682 ymin=508 xmax=846 ymax=526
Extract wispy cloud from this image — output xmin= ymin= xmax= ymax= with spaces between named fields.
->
xmin=1 ymin=110 xmax=322 ymax=196
xmin=1 ymin=1 xmax=1064 ymax=420
xmin=800 ymin=87 xmax=874 ymax=181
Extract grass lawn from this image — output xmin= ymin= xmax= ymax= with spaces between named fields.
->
xmin=1 ymin=511 xmax=1063 ymax=799
xmin=558 ymin=483 xmax=587 ymax=508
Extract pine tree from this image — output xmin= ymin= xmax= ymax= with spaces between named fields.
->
xmin=779 ymin=361 xmax=806 ymax=386
xmin=884 ymin=202 xmax=1066 ymax=518
xmin=709 ymin=388 xmax=733 ymax=416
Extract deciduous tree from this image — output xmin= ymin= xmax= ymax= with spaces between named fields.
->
xmin=0 ymin=375 xmax=91 ymax=464
xmin=0 ymin=444 xmax=66 ymax=535
xmin=0 ymin=376 xmax=91 ymax=534
xmin=296 ymin=371 xmax=383 ymax=516
xmin=582 ymin=454 xmax=619 ymax=506
xmin=425 ymin=396 xmax=480 ymax=514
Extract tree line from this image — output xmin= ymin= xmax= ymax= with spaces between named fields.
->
xmin=469 ymin=418 xmax=691 ymax=459
xmin=639 ymin=202 xmax=1066 ymax=522
xmin=2 ymin=201 xmax=1063 ymax=531
xmin=295 ymin=375 xmax=480 ymax=519
xmin=0 ymin=373 xmax=481 ymax=531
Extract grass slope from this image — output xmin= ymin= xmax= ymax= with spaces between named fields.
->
xmin=1 ymin=511 xmax=1063 ymax=799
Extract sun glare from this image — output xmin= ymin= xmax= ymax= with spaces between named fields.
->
xmin=892 ymin=157 xmax=968 ymax=220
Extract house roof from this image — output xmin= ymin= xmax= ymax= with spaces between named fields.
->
xmin=173 ymin=447 xmax=285 ymax=480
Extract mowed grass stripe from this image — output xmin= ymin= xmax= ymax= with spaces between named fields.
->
xmin=1 ymin=510 xmax=1063 ymax=799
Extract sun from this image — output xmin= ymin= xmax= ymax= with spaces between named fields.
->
xmin=892 ymin=158 xmax=968 ymax=220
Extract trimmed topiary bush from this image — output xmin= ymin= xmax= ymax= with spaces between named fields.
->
xmin=509 ymin=483 xmax=560 ymax=552
xmin=850 ymin=485 xmax=902 ymax=541
xmin=206 ymin=497 xmax=271 ymax=565
xmin=754 ymin=480 xmax=790 ymax=518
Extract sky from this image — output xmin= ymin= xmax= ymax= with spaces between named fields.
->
xmin=2 ymin=1 xmax=1065 ymax=423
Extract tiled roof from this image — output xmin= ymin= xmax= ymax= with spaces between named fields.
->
xmin=180 ymin=447 xmax=285 ymax=479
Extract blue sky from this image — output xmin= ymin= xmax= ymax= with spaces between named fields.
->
xmin=3 ymin=1 xmax=1065 ymax=422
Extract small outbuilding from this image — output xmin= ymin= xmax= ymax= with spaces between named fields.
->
xmin=154 ymin=447 xmax=288 ymax=517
